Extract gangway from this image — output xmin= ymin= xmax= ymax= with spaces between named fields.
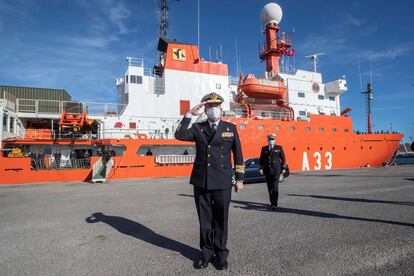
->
xmin=91 ymin=157 xmax=114 ymax=183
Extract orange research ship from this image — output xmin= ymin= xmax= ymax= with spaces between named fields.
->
xmin=0 ymin=2 xmax=403 ymax=185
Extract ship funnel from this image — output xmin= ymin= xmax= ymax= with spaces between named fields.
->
xmin=260 ymin=3 xmax=283 ymax=26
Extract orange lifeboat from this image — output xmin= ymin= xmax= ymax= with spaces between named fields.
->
xmin=238 ymin=74 xmax=287 ymax=102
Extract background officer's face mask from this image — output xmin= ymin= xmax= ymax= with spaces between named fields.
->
xmin=268 ymin=139 xmax=275 ymax=147
xmin=206 ymin=107 xmax=221 ymax=121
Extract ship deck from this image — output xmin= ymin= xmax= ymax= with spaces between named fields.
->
xmin=0 ymin=166 xmax=413 ymax=275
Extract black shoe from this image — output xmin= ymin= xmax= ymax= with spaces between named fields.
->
xmin=271 ymin=205 xmax=278 ymax=210
xmin=215 ymin=261 xmax=228 ymax=270
xmin=195 ymin=259 xmax=209 ymax=269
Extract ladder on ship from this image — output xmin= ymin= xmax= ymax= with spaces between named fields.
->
xmin=91 ymin=157 xmax=114 ymax=183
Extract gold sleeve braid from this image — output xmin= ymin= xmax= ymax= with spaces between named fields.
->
xmin=235 ymin=165 xmax=245 ymax=173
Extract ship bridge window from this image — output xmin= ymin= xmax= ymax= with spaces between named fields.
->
xmin=216 ymin=83 xmax=221 ymax=90
xmin=239 ymin=124 xmax=246 ymax=129
xmin=290 ymin=126 xmax=296 ymax=131
xmin=275 ymin=125 xmax=281 ymax=130
xmin=329 ymin=96 xmax=335 ymax=101
xmin=125 ymin=75 xmax=128 ymax=83
xmin=130 ymin=75 xmax=143 ymax=84
xmin=298 ymin=92 xmax=305 ymax=98
xmin=258 ymin=125 xmax=264 ymax=130
xmin=318 ymin=95 xmax=325 ymax=100
xmin=299 ymin=110 xmax=306 ymax=116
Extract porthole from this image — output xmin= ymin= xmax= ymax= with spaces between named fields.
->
xmin=275 ymin=125 xmax=281 ymax=130
xmin=240 ymin=124 xmax=246 ymax=129
xmin=319 ymin=128 xmax=325 ymax=132
xmin=305 ymin=127 xmax=311 ymax=132
xmin=290 ymin=126 xmax=296 ymax=131
xmin=332 ymin=128 xmax=337 ymax=132
xmin=258 ymin=125 xmax=264 ymax=130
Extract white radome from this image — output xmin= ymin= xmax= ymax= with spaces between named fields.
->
xmin=260 ymin=2 xmax=283 ymax=25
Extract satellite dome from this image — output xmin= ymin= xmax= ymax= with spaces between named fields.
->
xmin=260 ymin=3 xmax=283 ymax=25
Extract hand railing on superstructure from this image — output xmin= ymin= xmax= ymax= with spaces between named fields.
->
xmin=30 ymin=157 xmax=91 ymax=170
xmin=155 ymin=155 xmax=196 ymax=164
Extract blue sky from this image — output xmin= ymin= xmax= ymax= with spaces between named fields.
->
xmin=1 ymin=0 xmax=413 ymax=141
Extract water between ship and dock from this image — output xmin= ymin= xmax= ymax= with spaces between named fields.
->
xmin=0 ymin=165 xmax=413 ymax=275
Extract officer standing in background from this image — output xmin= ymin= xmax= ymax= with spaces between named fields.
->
xmin=175 ymin=92 xmax=244 ymax=271
xmin=259 ymin=133 xmax=287 ymax=209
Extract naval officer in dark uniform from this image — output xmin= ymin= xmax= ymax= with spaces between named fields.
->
xmin=175 ymin=92 xmax=244 ymax=270
xmin=259 ymin=133 xmax=287 ymax=209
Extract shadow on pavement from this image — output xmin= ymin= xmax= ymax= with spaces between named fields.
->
xmin=287 ymin=194 xmax=414 ymax=206
xmin=177 ymin=194 xmax=414 ymax=228
xmin=85 ymin=212 xmax=200 ymax=262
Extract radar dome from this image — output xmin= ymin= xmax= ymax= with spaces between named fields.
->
xmin=260 ymin=3 xmax=283 ymax=25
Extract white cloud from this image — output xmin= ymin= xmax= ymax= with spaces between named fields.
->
xmin=108 ymin=2 xmax=131 ymax=34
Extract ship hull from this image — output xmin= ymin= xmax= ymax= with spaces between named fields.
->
xmin=0 ymin=115 xmax=403 ymax=184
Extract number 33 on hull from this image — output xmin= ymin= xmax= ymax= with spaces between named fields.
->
xmin=302 ymin=151 xmax=333 ymax=171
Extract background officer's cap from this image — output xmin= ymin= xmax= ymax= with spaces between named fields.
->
xmin=201 ymin=92 xmax=224 ymax=104
xmin=267 ymin=133 xmax=277 ymax=139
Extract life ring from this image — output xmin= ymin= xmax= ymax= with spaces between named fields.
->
xmin=138 ymin=133 xmax=148 ymax=139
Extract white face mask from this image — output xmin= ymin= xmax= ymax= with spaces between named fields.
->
xmin=206 ymin=107 xmax=221 ymax=121
xmin=268 ymin=139 xmax=275 ymax=147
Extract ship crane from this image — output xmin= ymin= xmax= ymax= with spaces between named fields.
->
xmin=304 ymin=53 xmax=325 ymax=72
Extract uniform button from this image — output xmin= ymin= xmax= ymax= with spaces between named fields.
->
xmin=220 ymin=164 xmax=224 ymax=168
xmin=208 ymin=145 xmax=211 ymax=148
xmin=208 ymin=163 xmax=211 ymax=166
xmin=208 ymin=154 xmax=211 ymax=157
xmin=220 ymin=155 xmax=224 ymax=158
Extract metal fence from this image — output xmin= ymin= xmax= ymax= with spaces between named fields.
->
xmin=11 ymin=97 xmax=126 ymax=116
xmin=31 ymin=158 xmax=91 ymax=170
xmin=155 ymin=155 xmax=196 ymax=164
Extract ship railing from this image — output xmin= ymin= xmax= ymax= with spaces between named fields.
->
xmin=14 ymin=98 xmax=126 ymax=116
xmin=2 ymin=91 xmax=17 ymax=112
xmin=155 ymin=154 xmax=196 ymax=164
xmin=224 ymin=109 xmax=290 ymax=120
xmin=229 ymin=76 xmax=239 ymax=86
xmin=31 ymin=158 xmax=91 ymax=170
xmin=92 ymin=157 xmax=104 ymax=178
xmin=127 ymin=57 xmax=144 ymax=67
xmin=105 ymin=157 xmax=114 ymax=178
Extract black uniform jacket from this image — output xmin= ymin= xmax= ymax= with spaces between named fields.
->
xmin=259 ymin=145 xmax=286 ymax=176
xmin=175 ymin=116 xmax=244 ymax=190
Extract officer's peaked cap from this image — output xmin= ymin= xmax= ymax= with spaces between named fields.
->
xmin=201 ymin=92 xmax=224 ymax=104
xmin=267 ymin=133 xmax=277 ymax=139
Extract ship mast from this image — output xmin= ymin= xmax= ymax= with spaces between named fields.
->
xmin=361 ymin=83 xmax=373 ymax=134
xmin=158 ymin=0 xmax=169 ymax=62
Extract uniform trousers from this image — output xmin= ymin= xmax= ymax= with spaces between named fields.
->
xmin=265 ymin=174 xmax=280 ymax=206
xmin=193 ymin=186 xmax=231 ymax=264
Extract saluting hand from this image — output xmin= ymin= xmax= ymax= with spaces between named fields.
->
xmin=234 ymin=180 xmax=243 ymax=192
xmin=189 ymin=101 xmax=207 ymax=116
